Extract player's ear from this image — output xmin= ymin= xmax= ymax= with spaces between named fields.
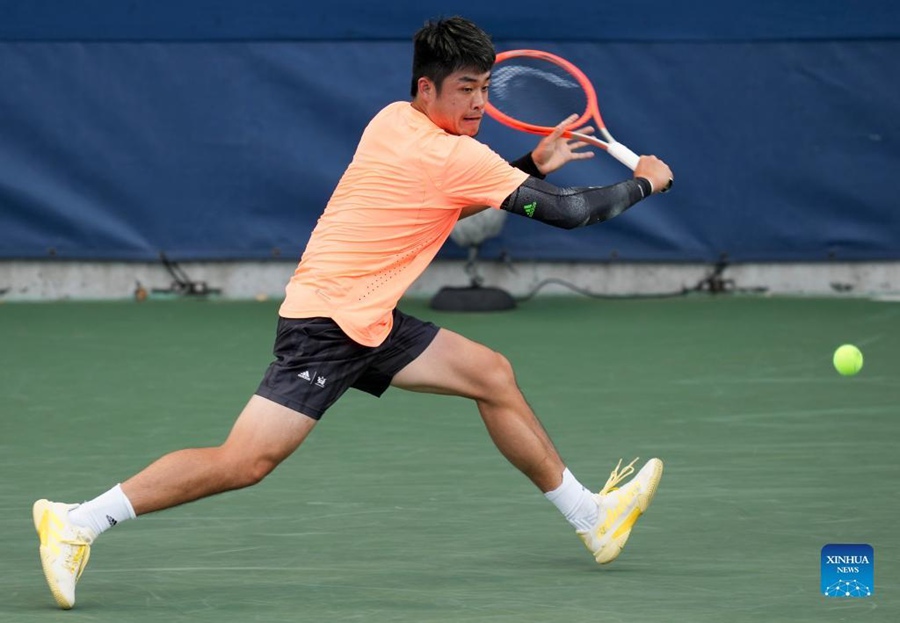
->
xmin=418 ymin=77 xmax=436 ymax=102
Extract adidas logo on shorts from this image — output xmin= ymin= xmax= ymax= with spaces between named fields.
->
xmin=298 ymin=370 xmax=326 ymax=388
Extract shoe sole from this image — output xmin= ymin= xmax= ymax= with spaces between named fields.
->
xmin=33 ymin=499 xmax=76 ymax=610
xmin=637 ymin=458 xmax=664 ymax=512
xmin=595 ymin=458 xmax=664 ymax=564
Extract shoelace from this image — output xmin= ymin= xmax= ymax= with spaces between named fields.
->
xmin=63 ymin=542 xmax=85 ymax=575
xmin=598 ymin=458 xmax=639 ymax=495
xmin=60 ymin=534 xmax=91 ymax=576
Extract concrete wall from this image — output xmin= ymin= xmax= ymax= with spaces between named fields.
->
xmin=2 ymin=261 xmax=898 ymax=302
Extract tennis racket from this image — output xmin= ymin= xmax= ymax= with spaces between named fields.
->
xmin=485 ymin=49 xmax=671 ymax=191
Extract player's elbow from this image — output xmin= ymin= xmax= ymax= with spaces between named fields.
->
xmin=553 ymin=202 xmax=589 ymax=230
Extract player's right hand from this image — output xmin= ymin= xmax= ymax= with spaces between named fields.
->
xmin=634 ymin=155 xmax=673 ymax=194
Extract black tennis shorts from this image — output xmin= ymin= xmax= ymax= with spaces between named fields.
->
xmin=255 ymin=309 xmax=439 ymax=419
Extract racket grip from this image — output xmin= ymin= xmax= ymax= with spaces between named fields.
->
xmin=606 ymin=141 xmax=640 ymax=170
xmin=608 ymin=142 xmax=673 ymax=193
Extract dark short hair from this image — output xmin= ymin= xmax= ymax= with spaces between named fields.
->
xmin=410 ymin=16 xmax=495 ymax=97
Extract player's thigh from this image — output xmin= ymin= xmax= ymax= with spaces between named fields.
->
xmin=390 ymin=328 xmax=512 ymax=399
xmin=222 ymin=394 xmax=318 ymax=465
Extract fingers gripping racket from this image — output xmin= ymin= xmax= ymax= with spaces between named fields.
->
xmin=485 ymin=49 xmax=671 ymax=190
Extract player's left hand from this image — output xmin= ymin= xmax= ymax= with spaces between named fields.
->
xmin=531 ymin=114 xmax=595 ymax=175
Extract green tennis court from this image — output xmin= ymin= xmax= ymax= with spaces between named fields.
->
xmin=2 ymin=296 xmax=897 ymax=622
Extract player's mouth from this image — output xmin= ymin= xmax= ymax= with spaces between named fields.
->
xmin=458 ymin=115 xmax=482 ymax=135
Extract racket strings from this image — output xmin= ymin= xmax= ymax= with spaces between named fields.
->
xmin=489 ymin=60 xmax=588 ymax=129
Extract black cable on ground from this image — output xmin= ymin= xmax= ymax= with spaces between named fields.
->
xmin=516 ymin=277 xmax=689 ymax=303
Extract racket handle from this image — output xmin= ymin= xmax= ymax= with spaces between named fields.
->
xmin=606 ymin=141 xmax=640 ymax=170
xmin=608 ymin=142 xmax=673 ymax=193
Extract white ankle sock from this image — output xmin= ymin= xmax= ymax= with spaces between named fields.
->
xmin=68 ymin=484 xmax=137 ymax=537
xmin=544 ymin=468 xmax=599 ymax=532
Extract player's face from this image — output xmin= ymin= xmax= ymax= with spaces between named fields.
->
xmin=426 ymin=69 xmax=491 ymax=137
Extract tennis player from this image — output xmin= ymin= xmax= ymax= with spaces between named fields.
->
xmin=34 ymin=16 xmax=673 ymax=609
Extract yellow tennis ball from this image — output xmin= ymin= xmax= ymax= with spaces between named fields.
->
xmin=833 ymin=344 xmax=863 ymax=376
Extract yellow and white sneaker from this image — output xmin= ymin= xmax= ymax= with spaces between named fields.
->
xmin=33 ymin=499 xmax=96 ymax=609
xmin=577 ymin=458 xmax=664 ymax=564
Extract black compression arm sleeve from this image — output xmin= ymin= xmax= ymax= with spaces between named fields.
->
xmin=500 ymin=176 xmax=652 ymax=230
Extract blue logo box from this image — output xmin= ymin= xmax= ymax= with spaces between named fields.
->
xmin=821 ymin=544 xmax=874 ymax=597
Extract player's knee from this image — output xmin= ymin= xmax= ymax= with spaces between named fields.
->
xmin=478 ymin=351 xmax=517 ymax=397
xmin=218 ymin=448 xmax=279 ymax=489
xmin=240 ymin=456 xmax=279 ymax=487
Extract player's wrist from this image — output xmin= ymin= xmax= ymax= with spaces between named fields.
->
xmin=634 ymin=177 xmax=653 ymax=197
xmin=509 ymin=152 xmax=547 ymax=179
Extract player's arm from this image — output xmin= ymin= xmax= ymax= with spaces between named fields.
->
xmin=501 ymin=176 xmax=649 ymax=229
xmin=503 ymin=116 xmax=673 ymax=228
xmin=501 ymin=156 xmax=672 ymax=230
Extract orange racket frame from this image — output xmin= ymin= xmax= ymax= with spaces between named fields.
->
xmin=485 ymin=49 xmax=641 ymax=171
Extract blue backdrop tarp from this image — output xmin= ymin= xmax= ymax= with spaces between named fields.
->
xmin=1 ymin=7 xmax=898 ymax=262
xmin=2 ymin=0 xmax=899 ymax=42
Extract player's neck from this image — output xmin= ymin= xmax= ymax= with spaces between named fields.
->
xmin=409 ymin=98 xmax=428 ymax=117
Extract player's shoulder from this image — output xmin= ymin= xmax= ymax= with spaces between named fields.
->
xmin=371 ymin=101 xmax=409 ymax=120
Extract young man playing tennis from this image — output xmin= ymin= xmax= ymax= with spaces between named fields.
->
xmin=34 ymin=16 xmax=674 ymax=609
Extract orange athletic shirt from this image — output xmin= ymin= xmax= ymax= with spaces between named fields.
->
xmin=279 ymin=102 xmax=529 ymax=347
